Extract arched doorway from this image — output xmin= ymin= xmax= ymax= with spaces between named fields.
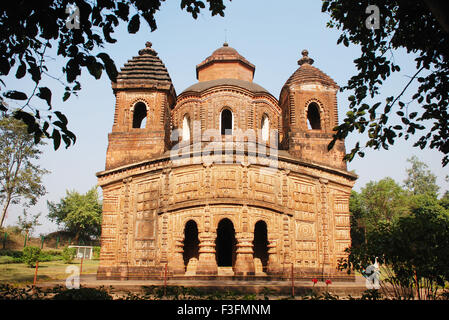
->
xmin=253 ymin=220 xmax=268 ymax=271
xmin=183 ymin=220 xmax=199 ymax=269
xmin=215 ymin=218 xmax=236 ymax=267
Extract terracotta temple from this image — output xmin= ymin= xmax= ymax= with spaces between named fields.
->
xmin=96 ymin=42 xmax=357 ymax=280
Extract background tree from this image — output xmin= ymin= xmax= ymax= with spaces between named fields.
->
xmin=440 ymin=194 xmax=449 ymax=210
xmin=47 ymin=187 xmax=102 ymax=242
xmin=348 ymin=157 xmax=439 ymax=244
xmin=343 ymin=157 xmax=448 ymax=299
xmin=322 ymin=0 xmax=449 ymax=166
xmin=348 ymin=190 xmax=367 ymax=246
xmin=0 ymin=1 xmax=228 ymax=149
xmin=17 ymin=209 xmax=42 ymax=238
xmin=0 ymin=117 xmax=49 ymax=227
xmin=403 ymin=155 xmax=439 ymax=197
xmin=358 ymin=177 xmax=409 ymax=233
xmin=340 ymin=194 xmax=449 ymax=299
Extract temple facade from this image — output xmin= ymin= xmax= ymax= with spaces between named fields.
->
xmin=96 ymin=42 xmax=357 ymax=280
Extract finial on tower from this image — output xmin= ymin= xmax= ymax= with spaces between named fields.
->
xmin=138 ymin=41 xmax=157 ymax=56
xmin=298 ymin=49 xmax=314 ymax=66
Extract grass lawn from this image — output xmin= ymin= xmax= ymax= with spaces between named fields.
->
xmin=0 ymin=259 xmax=99 ymax=285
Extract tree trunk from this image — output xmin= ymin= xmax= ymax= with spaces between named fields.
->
xmin=0 ymin=195 xmax=12 ymax=228
xmin=74 ymin=230 xmax=80 ymax=244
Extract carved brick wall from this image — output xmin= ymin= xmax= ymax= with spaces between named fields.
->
xmin=173 ymin=88 xmax=281 ymax=144
xmin=97 ymin=154 xmax=355 ymax=280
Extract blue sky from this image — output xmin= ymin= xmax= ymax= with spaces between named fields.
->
xmin=3 ymin=0 xmax=448 ymax=235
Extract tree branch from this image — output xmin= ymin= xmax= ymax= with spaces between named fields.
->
xmin=18 ymin=41 xmax=50 ymax=113
xmin=390 ymin=66 xmax=425 ymax=111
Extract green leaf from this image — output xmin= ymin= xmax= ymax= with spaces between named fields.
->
xmin=85 ymin=55 xmax=104 ymax=80
xmin=15 ymin=62 xmax=26 ymax=79
xmin=73 ymin=82 xmax=81 ymax=91
xmin=102 ymin=24 xmax=117 ymax=44
xmin=62 ymin=134 xmax=72 ymax=148
xmin=42 ymin=122 xmax=50 ymax=137
xmin=36 ymin=87 xmax=52 ymax=108
xmin=116 ymin=2 xmax=130 ymax=20
xmin=28 ymin=63 xmax=41 ymax=83
xmin=63 ymin=92 xmax=71 ymax=102
xmin=97 ymin=52 xmax=118 ymax=82
xmin=4 ymin=90 xmax=28 ymax=100
xmin=128 ymin=14 xmax=140 ymax=33
xmin=327 ymin=139 xmax=336 ymax=151
xmin=53 ymin=121 xmax=66 ymax=129
xmin=54 ymin=111 xmax=68 ymax=126
xmin=52 ymin=129 xmax=61 ymax=150
xmin=13 ymin=110 xmax=35 ymax=128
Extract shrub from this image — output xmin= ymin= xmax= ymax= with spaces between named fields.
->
xmin=360 ymin=289 xmax=382 ymax=300
xmin=93 ymin=246 xmax=101 ymax=259
xmin=53 ymin=287 xmax=112 ymax=300
xmin=0 ymin=250 xmax=23 ymax=263
xmin=62 ymin=247 xmax=76 ymax=264
xmin=22 ymin=246 xmax=41 ymax=267
xmin=44 ymin=250 xmax=63 ymax=256
xmin=0 ymin=284 xmax=50 ymax=300
xmin=0 ymin=256 xmax=15 ymax=264
xmin=0 ymin=249 xmax=23 ymax=259
xmin=38 ymin=251 xmax=63 ymax=262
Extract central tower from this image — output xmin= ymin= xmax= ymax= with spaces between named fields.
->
xmin=196 ymin=42 xmax=255 ymax=82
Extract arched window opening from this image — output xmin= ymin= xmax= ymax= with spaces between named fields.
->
xmin=307 ymin=102 xmax=321 ymax=130
xmin=215 ymin=218 xmax=236 ymax=267
xmin=132 ymin=102 xmax=147 ymax=129
xmin=221 ymin=109 xmax=233 ymax=135
xmin=183 ymin=220 xmax=199 ymax=269
xmin=182 ymin=115 xmax=191 ymax=141
xmin=253 ymin=220 xmax=268 ymax=271
xmin=261 ymin=114 xmax=269 ymax=141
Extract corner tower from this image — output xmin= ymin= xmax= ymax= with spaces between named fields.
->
xmin=280 ymin=50 xmax=347 ymax=170
xmin=105 ymin=42 xmax=176 ymax=170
